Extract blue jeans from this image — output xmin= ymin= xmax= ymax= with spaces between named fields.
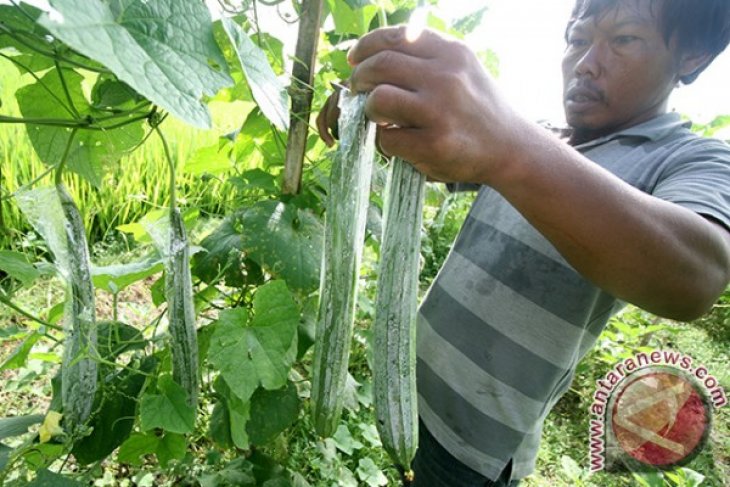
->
xmin=410 ymin=420 xmax=520 ymax=487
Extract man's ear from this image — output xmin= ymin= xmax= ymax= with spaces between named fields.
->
xmin=677 ymin=50 xmax=714 ymax=84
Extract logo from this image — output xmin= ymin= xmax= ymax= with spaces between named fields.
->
xmin=588 ymin=351 xmax=726 ymax=473
xmin=607 ymin=367 xmax=711 ymax=469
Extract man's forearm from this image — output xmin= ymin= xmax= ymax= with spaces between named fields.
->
xmin=485 ymin=121 xmax=730 ymax=321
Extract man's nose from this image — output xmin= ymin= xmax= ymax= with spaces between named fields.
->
xmin=574 ymin=42 xmax=604 ymax=78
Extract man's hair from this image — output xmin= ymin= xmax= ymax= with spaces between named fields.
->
xmin=565 ymin=0 xmax=730 ymax=84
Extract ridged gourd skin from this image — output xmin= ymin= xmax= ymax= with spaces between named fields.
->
xmin=311 ymin=92 xmax=376 ymax=437
xmin=167 ymin=207 xmax=199 ymax=409
xmin=372 ymin=158 xmax=426 ymax=474
xmin=57 ymin=183 xmax=98 ymax=432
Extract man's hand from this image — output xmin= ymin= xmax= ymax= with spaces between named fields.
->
xmin=347 ymin=26 xmax=525 ymax=184
xmin=316 ymin=84 xmax=344 ymax=147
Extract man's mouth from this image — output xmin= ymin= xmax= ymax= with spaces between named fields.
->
xmin=565 ymin=85 xmax=604 ymax=110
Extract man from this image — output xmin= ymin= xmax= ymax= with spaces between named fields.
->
xmin=317 ymin=0 xmax=730 ymax=485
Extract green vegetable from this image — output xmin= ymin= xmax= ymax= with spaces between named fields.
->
xmin=372 ymin=157 xmax=426 ymax=477
xmin=166 ymin=207 xmax=199 ymax=409
xmin=57 ymin=183 xmax=98 ymax=432
xmin=311 ymin=92 xmax=376 ymax=437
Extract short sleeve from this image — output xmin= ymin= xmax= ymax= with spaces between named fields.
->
xmin=652 ymin=138 xmax=730 ymax=232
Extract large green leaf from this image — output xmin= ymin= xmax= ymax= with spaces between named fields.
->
xmin=0 ymin=3 xmax=55 ymax=71
xmin=0 ymin=414 xmax=44 ymax=441
xmin=15 ymin=70 xmax=144 ymax=187
xmin=0 ymin=332 xmax=41 ymax=371
xmin=27 ymin=469 xmax=83 ymax=487
xmin=39 ymin=0 xmax=232 ymax=128
xmin=96 ymin=321 xmax=147 ymax=360
xmin=0 ymin=443 xmax=10 ymax=471
xmin=221 ymin=17 xmax=289 ymax=131
xmin=208 ymin=281 xmax=299 ymax=403
xmin=0 ymin=250 xmax=40 ymax=286
xmin=326 ymin=0 xmax=379 ymax=36
xmin=192 ymin=216 xmax=245 ymax=287
xmin=71 ymin=356 xmax=155 ymax=465
xmin=117 ymin=432 xmax=158 ymax=466
xmin=240 ymin=201 xmax=323 ymax=293
xmin=140 ymin=375 xmax=195 ymax=434
xmin=247 ymin=382 xmax=300 ymax=445
xmin=92 ymin=255 xmax=163 ymax=293
xmin=156 ymin=432 xmax=186 ymax=468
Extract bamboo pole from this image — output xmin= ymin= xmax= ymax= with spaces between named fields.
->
xmin=282 ymin=0 xmax=323 ymax=195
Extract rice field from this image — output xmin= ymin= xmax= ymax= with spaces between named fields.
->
xmin=0 ymin=57 xmax=238 ymax=251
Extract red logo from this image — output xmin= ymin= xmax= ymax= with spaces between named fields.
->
xmin=607 ymin=368 xmax=711 ymax=469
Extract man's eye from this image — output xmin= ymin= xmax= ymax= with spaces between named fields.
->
xmin=614 ymin=35 xmax=639 ymax=45
xmin=568 ymin=38 xmax=589 ymax=48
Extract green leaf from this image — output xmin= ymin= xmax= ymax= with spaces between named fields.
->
xmin=95 ymin=321 xmax=147 ymax=360
xmin=356 ymin=458 xmax=388 ymax=487
xmin=156 ymin=432 xmax=186 ymax=468
xmin=327 ymin=0 xmax=379 ymax=36
xmin=71 ymin=356 xmax=155 ymax=464
xmin=22 ymin=443 xmax=65 ymax=470
xmin=15 ymin=70 xmax=144 ymax=187
xmin=228 ymin=388 xmax=251 ymax=450
xmin=0 ymin=250 xmax=41 ymax=286
xmin=199 ymin=457 xmax=256 ymax=487
xmin=208 ymin=281 xmax=299 ymax=402
xmin=452 ymin=6 xmax=488 ymax=35
xmin=229 ymin=169 xmax=279 ymax=195
xmin=117 ymin=433 xmax=159 ymax=466
xmin=0 ymin=3 xmax=55 ymax=71
xmin=246 ymin=382 xmax=300 ymax=445
xmin=333 ymin=424 xmax=364 ymax=455
xmin=27 ymin=469 xmax=83 ymax=487
xmin=221 ymin=17 xmax=289 ymax=131
xmin=91 ymin=77 xmax=141 ymax=111
xmin=192 ymin=216 xmax=246 ymax=287
xmin=0 ymin=414 xmax=44 ymax=441
xmin=92 ymin=255 xmax=163 ymax=293
xmin=184 ymin=144 xmax=232 ymax=176
xmin=0 ymin=443 xmax=11 ymax=471
xmin=240 ymin=201 xmax=323 ymax=292
xmin=0 ymin=332 xmax=41 ymax=371
xmin=212 ymin=376 xmax=251 ymax=449
xmin=140 ymin=375 xmax=195 ymax=434
xmin=208 ymin=402 xmax=233 ymax=449
xmin=39 ymin=0 xmax=232 ymax=128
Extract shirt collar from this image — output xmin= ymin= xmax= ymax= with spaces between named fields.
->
xmin=572 ymin=112 xmax=692 ymax=150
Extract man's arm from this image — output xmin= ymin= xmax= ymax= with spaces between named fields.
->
xmin=346 ymin=26 xmax=730 ymax=321
xmin=491 ymin=121 xmax=730 ymax=321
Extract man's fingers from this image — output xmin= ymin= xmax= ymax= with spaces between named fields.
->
xmin=316 ymin=88 xmax=342 ymax=147
xmin=364 ymin=84 xmax=428 ymax=129
xmin=348 ymin=26 xmax=445 ymax=66
xmin=349 ymin=50 xmax=426 ymax=93
xmin=316 ymin=107 xmax=335 ymax=147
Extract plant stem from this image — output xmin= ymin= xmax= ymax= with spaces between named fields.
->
xmin=54 ymin=57 xmax=81 ymax=119
xmin=155 ymin=125 xmax=176 ymax=209
xmin=0 ymin=292 xmax=63 ymax=332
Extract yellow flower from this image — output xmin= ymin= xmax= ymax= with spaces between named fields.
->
xmin=39 ymin=411 xmax=64 ymax=443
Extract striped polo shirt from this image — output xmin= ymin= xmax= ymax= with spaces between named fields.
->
xmin=415 ymin=112 xmax=730 ymax=481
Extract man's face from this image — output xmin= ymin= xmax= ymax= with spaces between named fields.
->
xmin=562 ymin=0 xmax=681 ymax=137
